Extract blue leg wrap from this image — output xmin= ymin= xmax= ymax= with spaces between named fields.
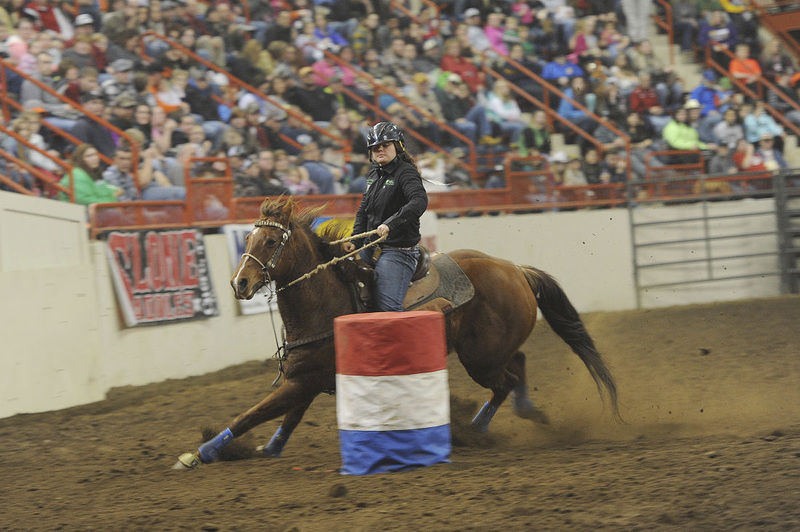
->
xmin=471 ymin=401 xmax=498 ymax=433
xmin=262 ymin=426 xmax=288 ymax=457
xmin=197 ymin=427 xmax=234 ymax=463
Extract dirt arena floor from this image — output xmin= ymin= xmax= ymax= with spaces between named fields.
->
xmin=2 ymin=296 xmax=799 ymax=531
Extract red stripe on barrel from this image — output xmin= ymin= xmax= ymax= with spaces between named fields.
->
xmin=334 ymin=311 xmax=447 ymax=376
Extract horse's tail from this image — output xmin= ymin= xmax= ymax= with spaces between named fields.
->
xmin=520 ymin=265 xmax=622 ymax=422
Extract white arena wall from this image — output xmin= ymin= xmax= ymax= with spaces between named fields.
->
xmin=0 ymin=192 xmax=782 ymax=418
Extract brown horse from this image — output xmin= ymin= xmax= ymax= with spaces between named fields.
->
xmin=173 ymin=197 xmax=619 ymax=468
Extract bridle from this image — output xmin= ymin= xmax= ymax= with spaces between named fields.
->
xmin=240 ymin=219 xmax=292 ymax=285
xmin=239 ymin=217 xmax=385 ymax=390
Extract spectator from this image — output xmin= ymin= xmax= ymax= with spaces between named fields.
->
xmin=630 ymin=72 xmax=670 ymax=132
xmin=759 ymin=39 xmax=795 ymax=82
xmin=728 ymin=43 xmax=761 ymax=92
xmin=663 ymin=106 xmax=715 ymax=164
xmin=23 ymin=0 xmax=73 ymax=38
xmin=672 ymin=1 xmax=700 ymax=54
xmin=732 ymin=138 xmax=766 ymax=174
xmin=755 ymin=134 xmax=787 ymax=170
xmin=103 ymin=143 xmax=186 ymax=201
xmin=287 ymin=66 xmax=336 ymax=124
xmin=59 ymin=144 xmax=121 ymax=204
xmin=708 ymin=143 xmax=737 ymax=175
xmin=132 ymin=104 xmax=153 ymax=147
xmin=517 ymin=110 xmax=551 ymax=157
xmin=684 ymin=98 xmax=720 ymax=145
xmin=351 ymin=13 xmax=379 ymax=59
xmin=463 ymin=8 xmax=491 ymax=53
xmin=484 ymin=12 xmax=508 ymax=56
xmin=72 ymin=90 xmax=116 ymax=159
xmin=563 ymin=155 xmax=588 ymax=186
xmin=624 ymin=111 xmax=662 ymax=180
xmin=299 ymin=141 xmax=339 ymax=194
xmin=108 ymin=93 xmax=137 ymax=132
xmin=440 ymin=38 xmax=483 ymax=94
xmin=234 ymin=149 xmax=290 ymax=197
xmin=628 ymin=39 xmax=682 ymax=109
xmin=20 ymin=51 xmax=81 ymax=132
xmin=62 ymin=35 xmax=96 ymax=70
xmin=766 ymin=70 xmax=800 ymax=131
xmin=599 ymin=150 xmax=628 ymax=184
xmin=498 ymin=43 xmax=544 ymax=104
xmin=742 ymin=100 xmax=783 ymax=145
xmin=485 ymin=79 xmax=527 ymax=142
xmin=557 ymin=76 xmax=597 ymax=135
xmin=541 ymin=48 xmax=585 ymax=89
xmin=437 ymin=72 xmax=499 ymax=148
xmin=274 ymin=149 xmax=318 ymax=195
xmin=699 ymin=10 xmax=738 ymax=68
xmin=712 ymin=107 xmax=745 ymax=149
xmin=63 ymin=65 xmax=99 ymax=103
xmin=581 ymin=148 xmax=604 ymax=184
xmin=690 ymin=69 xmax=727 ymax=117
xmin=621 ymin=0 xmax=650 ymax=44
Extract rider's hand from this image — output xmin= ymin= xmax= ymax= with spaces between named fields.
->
xmin=343 ymin=242 xmax=356 ymax=252
xmin=376 ymin=224 xmax=390 ymax=237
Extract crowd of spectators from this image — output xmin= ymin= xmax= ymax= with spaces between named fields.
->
xmin=0 ymin=0 xmax=797 ymax=209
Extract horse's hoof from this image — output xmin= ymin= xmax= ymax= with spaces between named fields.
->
xmin=514 ymin=403 xmax=550 ymax=425
xmin=255 ymin=444 xmax=282 ymax=458
xmin=470 ymin=422 xmax=490 ymax=434
xmin=172 ymin=452 xmax=201 ymax=470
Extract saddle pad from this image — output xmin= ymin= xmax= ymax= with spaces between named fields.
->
xmin=404 ymin=253 xmax=475 ymax=311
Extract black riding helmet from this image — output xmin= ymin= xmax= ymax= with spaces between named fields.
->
xmin=366 ymin=121 xmax=406 ymax=155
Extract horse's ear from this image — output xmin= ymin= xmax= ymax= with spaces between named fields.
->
xmin=279 ymin=196 xmax=296 ymax=222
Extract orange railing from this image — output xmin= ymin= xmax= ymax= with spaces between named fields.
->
xmin=652 ymin=0 xmax=675 ymax=65
xmin=322 ymin=49 xmax=478 ymax=177
xmin=0 ymin=58 xmax=140 ymax=178
xmin=644 ymin=149 xmax=705 ymax=198
xmin=483 ymin=51 xmax=633 ymax=181
xmin=706 ymin=42 xmax=800 ymax=138
xmin=748 ymin=0 xmax=800 ymax=62
xmin=0 ymin=123 xmax=74 ymax=200
xmin=138 ymin=31 xmax=348 ymax=152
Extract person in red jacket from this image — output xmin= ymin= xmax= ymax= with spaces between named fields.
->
xmin=629 ymin=72 xmax=670 ymax=132
xmin=440 ymin=38 xmax=484 ymax=94
xmin=23 ymin=0 xmax=71 ymax=38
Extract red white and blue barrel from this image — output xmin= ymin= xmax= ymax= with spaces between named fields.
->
xmin=334 ymin=310 xmax=451 ymax=475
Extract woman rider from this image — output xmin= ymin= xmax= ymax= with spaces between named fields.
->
xmin=343 ymin=122 xmax=428 ymax=311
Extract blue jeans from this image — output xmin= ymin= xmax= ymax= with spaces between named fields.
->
xmin=363 ymin=245 xmax=418 ymax=312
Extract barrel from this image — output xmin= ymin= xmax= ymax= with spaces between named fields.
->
xmin=334 ymin=310 xmax=451 ymax=475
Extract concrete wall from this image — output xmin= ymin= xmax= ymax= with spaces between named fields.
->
xmin=0 ymin=192 xmax=783 ymax=418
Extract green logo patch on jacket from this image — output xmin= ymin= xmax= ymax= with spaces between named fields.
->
xmin=385 ymin=179 xmax=394 ymax=186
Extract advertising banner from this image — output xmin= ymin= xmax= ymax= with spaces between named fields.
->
xmin=105 ymin=229 xmax=219 ymax=327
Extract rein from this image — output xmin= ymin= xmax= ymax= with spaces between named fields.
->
xmin=243 ymin=221 xmax=386 ymax=388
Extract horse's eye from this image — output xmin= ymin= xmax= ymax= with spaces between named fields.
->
xmin=265 ymin=238 xmax=277 ymax=247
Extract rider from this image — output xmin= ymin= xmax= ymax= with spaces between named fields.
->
xmin=343 ymin=121 xmax=428 ymax=311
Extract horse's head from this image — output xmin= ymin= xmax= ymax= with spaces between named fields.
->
xmin=231 ymin=197 xmax=298 ymax=299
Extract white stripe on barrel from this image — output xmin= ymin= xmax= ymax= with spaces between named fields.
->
xmin=334 ymin=311 xmax=451 ymax=475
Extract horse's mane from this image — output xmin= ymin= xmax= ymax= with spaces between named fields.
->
xmin=258 ymin=196 xmax=349 ymax=259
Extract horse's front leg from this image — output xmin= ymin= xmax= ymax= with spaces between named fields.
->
xmin=255 ymin=399 xmax=313 ymax=458
xmin=173 ymin=378 xmax=318 ymax=469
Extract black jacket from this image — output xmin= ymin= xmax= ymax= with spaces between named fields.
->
xmin=353 ymin=157 xmax=428 ymax=248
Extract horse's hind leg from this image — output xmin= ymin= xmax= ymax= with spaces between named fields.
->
xmin=468 ymin=356 xmax=520 ymax=433
xmin=256 ymin=399 xmax=312 ymax=458
xmin=508 ymin=351 xmax=549 ymax=425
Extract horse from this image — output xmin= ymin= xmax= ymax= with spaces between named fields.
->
xmin=173 ymin=197 xmax=620 ymax=469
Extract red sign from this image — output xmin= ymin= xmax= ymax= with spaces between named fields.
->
xmin=105 ymin=229 xmax=218 ymax=327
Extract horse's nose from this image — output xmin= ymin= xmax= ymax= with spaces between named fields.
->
xmin=233 ymin=277 xmax=248 ymax=295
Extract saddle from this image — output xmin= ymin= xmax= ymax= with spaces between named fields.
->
xmin=336 ymin=247 xmax=475 ymax=314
